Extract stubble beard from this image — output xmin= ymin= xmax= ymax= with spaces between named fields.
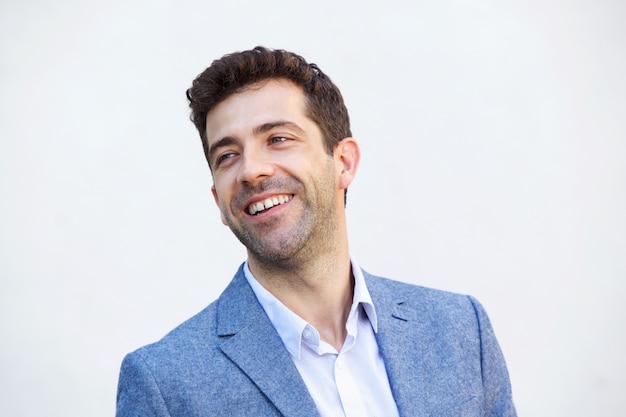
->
xmin=224 ymin=169 xmax=338 ymax=270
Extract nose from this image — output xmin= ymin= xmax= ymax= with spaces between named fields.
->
xmin=236 ymin=148 xmax=274 ymax=186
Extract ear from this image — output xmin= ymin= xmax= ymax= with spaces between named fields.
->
xmin=335 ymin=137 xmax=360 ymax=190
xmin=211 ymin=185 xmax=228 ymax=226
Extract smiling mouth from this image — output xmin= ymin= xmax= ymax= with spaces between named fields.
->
xmin=247 ymin=195 xmax=293 ymax=215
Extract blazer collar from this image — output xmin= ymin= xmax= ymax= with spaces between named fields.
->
xmin=216 ymin=265 xmax=320 ymax=417
xmin=216 ymin=265 xmax=430 ymax=417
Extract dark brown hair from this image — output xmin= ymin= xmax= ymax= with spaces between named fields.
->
xmin=186 ymin=46 xmax=352 ymax=164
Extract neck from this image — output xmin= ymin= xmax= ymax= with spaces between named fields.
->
xmin=248 ymin=242 xmax=353 ymax=351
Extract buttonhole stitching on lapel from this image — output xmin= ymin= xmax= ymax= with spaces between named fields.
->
xmin=391 ymin=314 xmax=408 ymax=322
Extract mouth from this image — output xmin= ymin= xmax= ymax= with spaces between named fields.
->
xmin=247 ymin=194 xmax=293 ymax=216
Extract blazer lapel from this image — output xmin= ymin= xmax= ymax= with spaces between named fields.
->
xmin=365 ymin=273 xmax=427 ymax=417
xmin=216 ymin=266 xmax=319 ymax=417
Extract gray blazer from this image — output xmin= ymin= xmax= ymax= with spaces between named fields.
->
xmin=116 ymin=265 xmax=516 ymax=416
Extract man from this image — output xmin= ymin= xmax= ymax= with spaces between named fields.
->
xmin=116 ymin=46 xmax=516 ymax=417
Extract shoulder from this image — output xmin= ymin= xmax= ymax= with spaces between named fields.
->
xmin=125 ymin=300 xmax=220 ymax=371
xmin=126 ymin=264 xmax=251 ymax=364
xmin=363 ymin=272 xmax=516 ymax=415
xmin=117 ymin=301 xmax=224 ymax=415
xmin=363 ymin=270 xmax=494 ymax=342
xmin=364 ymin=271 xmax=481 ymax=314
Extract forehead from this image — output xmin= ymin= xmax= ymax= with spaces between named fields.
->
xmin=205 ymin=79 xmax=310 ymax=142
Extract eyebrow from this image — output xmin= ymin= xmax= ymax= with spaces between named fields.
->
xmin=253 ymin=120 xmax=306 ymax=136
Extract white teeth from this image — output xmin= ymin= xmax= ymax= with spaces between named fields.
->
xmin=247 ymin=195 xmax=291 ymax=215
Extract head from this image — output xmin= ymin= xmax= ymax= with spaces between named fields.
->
xmin=186 ymin=46 xmax=352 ymax=168
xmin=187 ymin=48 xmax=359 ymax=267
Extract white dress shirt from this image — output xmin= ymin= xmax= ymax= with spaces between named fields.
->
xmin=244 ymin=258 xmax=399 ymax=417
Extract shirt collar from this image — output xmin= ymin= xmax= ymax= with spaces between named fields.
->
xmin=243 ymin=256 xmax=378 ymax=360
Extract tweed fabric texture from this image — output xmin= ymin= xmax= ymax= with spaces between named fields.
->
xmin=116 ymin=265 xmax=516 ymax=417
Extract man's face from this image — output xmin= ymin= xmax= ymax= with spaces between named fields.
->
xmin=206 ymin=79 xmax=345 ymax=265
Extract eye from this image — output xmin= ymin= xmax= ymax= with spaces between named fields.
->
xmin=215 ymin=151 xmax=237 ymax=167
xmin=270 ymin=136 xmax=288 ymax=144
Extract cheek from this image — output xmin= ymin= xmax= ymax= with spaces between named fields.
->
xmin=216 ymin=193 xmax=231 ymax=226
xmin=211 ymin=183 xmax=231 ymax=225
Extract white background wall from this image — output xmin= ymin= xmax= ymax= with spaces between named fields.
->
xmin=1 ymin=0 xmax=624 ymax=415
